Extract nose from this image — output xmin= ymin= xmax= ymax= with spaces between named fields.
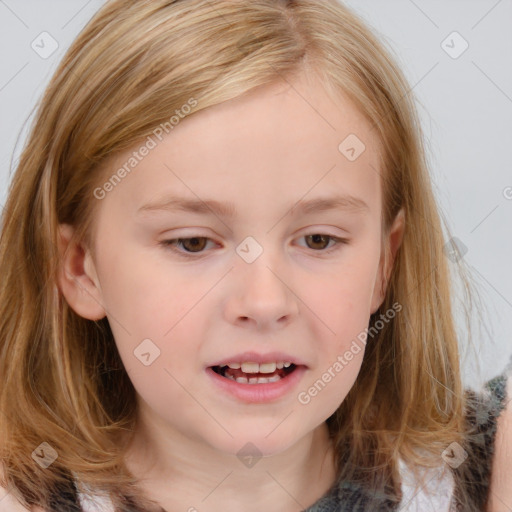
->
xmin=225 ymin=255 xmax=299 ymax=330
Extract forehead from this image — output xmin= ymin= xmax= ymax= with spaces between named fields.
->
xmin=96 ymin=72 xmax=382 ymax=222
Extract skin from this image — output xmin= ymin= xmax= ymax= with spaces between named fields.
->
xmin=488 ymin=376 xmax=512 ymax=511
xmin=56 ymin=70 xmax=404 ymax=512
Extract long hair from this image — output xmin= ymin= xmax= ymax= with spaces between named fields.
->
xmin=0 ymin=0 xmax=482 ymax=509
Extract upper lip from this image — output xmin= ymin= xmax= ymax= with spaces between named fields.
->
xmin=208 ymin=351 xmax=308 ymax=368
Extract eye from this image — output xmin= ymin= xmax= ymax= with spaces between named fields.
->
xmin=159 ymin=236 xmax=214 ymax=256
xmin=159 ymin=233 xmax=349 ymax=258
xmin=299 ymin=234 xmax=348 ymax=253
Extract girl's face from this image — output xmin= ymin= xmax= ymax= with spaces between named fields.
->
xmin=61 ymin=72 xmax=403 ymax=458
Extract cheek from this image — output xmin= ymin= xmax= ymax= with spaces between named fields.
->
xmin=95 ymin=249 xmax=212 ymax=389
xmin=297 ymin=326 xmax=365 ymax=416
xmin=297 ymin=244 xmax=379 ymax=406
xmin=97 ymin=246 xmax=203 ymax=331
xmin=307 ymin=251 xmax=379 ymax=332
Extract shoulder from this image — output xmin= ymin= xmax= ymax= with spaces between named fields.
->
xmin=444 ymin=370 xmax=510 ymax=511
xmin=0 ymin=465 xmax=46 ymax=512
xmin=488 ymin=374 xmax=512 ymax=511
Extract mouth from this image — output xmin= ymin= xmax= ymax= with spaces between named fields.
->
xmin=210 ymin=363 xmax=298 ymax=384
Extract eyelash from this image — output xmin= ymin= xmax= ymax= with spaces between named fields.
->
xmin=159 ymin=234 xmax=349 ymax=259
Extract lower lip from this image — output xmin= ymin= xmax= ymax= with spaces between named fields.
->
xmin=205 ymin=366 xmax=307 ymax=403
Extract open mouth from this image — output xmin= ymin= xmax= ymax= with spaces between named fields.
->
xmin=210 ymin=363 xmax=298 ymax=384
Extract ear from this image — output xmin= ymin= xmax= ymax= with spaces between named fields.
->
xmin=56 ymin=223 xmax=106 ymax=321
xmin=370 ymin=208 xmax=405 ymax=314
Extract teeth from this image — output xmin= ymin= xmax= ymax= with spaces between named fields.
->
xmin=233 ymin=374 xmax=283 ymax=384
xmin=255 ymin=362 xmax=276 ymax=374
xmin=241 ymin=362 xmax=260 ymax=373
xmin=224 ymin=361 xmax=293 ymax=373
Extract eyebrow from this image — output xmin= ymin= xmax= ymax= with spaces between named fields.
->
xmin=137 ymin=194 xmax=370 ymax=217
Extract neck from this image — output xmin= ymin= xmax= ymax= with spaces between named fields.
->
xmin=122 ymin=417 xmax=338 ymax=512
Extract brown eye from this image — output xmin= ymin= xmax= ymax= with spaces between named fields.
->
xmin=305 ymin=234 xmax=333 ymax=250
xmin=160 ymin=233 xmax=348 ymax=259
xmin=160 ymin=236 xmax=212 ymax=255
xmin=177 ymin=237 xmax=208 ymax=253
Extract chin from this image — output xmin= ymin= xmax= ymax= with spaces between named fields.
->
xmin=210 ymin=431 xmax=299 ymax=460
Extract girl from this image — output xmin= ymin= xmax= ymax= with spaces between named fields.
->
xmin=0 ymin=1 xmax=510 ymax=511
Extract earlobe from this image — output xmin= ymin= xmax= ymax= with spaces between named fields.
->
xmin=370 ymin=209 xmax=405 ymax=314
xmin=56 ymin=223 xmax=106 ymax=321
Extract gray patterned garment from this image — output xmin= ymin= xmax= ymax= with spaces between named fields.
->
xmin=51 ymin=367 xmax=511 ymax=512
xmin=304 ymin=369 xmax=511 ymax=512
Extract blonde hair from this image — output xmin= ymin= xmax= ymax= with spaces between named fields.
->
xmin=0 ymin=0 xmax=483 ymax=510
